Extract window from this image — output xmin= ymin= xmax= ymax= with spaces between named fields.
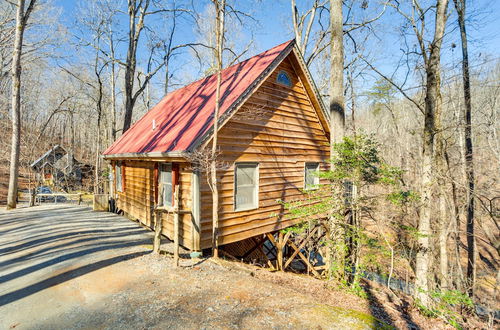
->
xmin=276 ymin=70 xmax=292 ymax=87
xmin=116 ymin=163 xmax=123 ymax=192
xmin=234 ymin=163 xmax=259 ymax=211
xmin=304 ymin=163 xmax=320 ymax=190
xmin=159 ymin=163 xmax=173 ymax=206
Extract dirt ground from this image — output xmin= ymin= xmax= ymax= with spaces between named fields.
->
xmin=0 ymin=205 xmax=452 ymax=329
xmin=0 ymin=163 xmax=29 ymax=205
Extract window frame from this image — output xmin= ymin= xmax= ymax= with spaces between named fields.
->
xmin=276 ymin=70 xmax=292 ymax=87
xmin=233 ymin=162 xmax=259 ymax=212
xmin=158 ymin=163 xmax=173 ymax=207
xmin=304 ymin=162 xmax=320 ymax=190
xmin=116 ymin=162 xmax=123 ymax=193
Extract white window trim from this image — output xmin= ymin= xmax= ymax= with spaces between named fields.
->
xmin=116 ymin=162 xmax=123 ymax=193
xmin=159 ymin=163 xmax=173 ymax=207
xmin=234 ymin=162 xmax=259 ymax=212
xmin=304 ymin=162 xmax=320 ymax=190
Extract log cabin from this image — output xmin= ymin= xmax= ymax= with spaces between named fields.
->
xmin=103 ymin=40 xmax=331 ymax=252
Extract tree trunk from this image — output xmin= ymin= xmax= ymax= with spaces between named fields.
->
xmin=453 ymin=0 xmax=476 ymax=298
xmin=414 ymin=0 xmax=449 ymax=306
xmin=444 ymin=149 xmax=465 ymax=289
xmin=348 ymin=68 xmax=356 ymax=134
xmin=109 ymin=46 xmax=117 ymax=142
xmin=211 ymin=0 xmax=226 ymax=258
xmin=7 ymin=0 xmax=32 ymax=210
xmin=438 ymin=185 xmax=449 ymax=290
xmin=329 ymin=0 xmax=345 ymax=145
xmin=123 ymin=0 xmax=137 ymax=133
xmin=327 ymin=0 xmax=346 ymax=281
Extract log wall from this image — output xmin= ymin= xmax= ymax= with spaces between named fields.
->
xmin=115 ymin=160 xmax=195 ymax=250
xmin=199 ymin=55 xmax=330 ymax=249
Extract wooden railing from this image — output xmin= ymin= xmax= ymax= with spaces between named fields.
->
xmin=153 ymin=185 xmax=192 ymax=266
xmin=35 ymin=193 xmax=84 ymax=205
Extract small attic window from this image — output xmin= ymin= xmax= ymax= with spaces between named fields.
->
xmin=276 ymin=70 xmax=292 ymax=87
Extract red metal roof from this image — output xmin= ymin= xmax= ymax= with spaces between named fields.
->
xmin=103 ymin=40 xmax=294 ymax=156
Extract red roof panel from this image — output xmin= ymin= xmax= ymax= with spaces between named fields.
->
xmin=103 ymin=40 xmax=293 ymax=156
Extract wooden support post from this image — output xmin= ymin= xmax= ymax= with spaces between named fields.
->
xmin=153 ymin=210 xmax=162 ymax=254
xmin=283 ymin=226 xmax=320 ymax=270
xmin=173 ymin=185 xmax=180 ymax=267
xmin=29 ymin=188 xmax=35 ymax=207
xmin=277 ymin=231 xmax=284 ymax=271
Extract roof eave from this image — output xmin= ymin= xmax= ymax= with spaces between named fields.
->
xmin=103 ymin=151 xmax=190 ymax=160
xmin=290 ymin=46 xmax=331 ymax=133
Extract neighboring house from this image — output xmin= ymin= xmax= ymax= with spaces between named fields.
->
xmin=31 ymin=145 xmax=93 ymax=189
xmin=103 ymin=40 xmax=330 ymax=252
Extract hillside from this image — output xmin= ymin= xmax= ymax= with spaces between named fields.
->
xmin=0 ymin=161 xmax=30 ymax=205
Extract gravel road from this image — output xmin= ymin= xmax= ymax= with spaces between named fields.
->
xmin=0 ymin=204 xmax=420 ymax=329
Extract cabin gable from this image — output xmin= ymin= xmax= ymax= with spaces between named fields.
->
xmin=105 ymin=43 xmax=331 ymax=252
xmin=198 ymin=53 xmax=330 ymax=248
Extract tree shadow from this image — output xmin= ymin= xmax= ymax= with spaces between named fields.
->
xmin=0 ymin=250 xmax=150 ymax=307
xmin=0 ymin=239 xmax=150 ymax=285
xmin=0 ymin=229 xmax=148 ymax=271
xmin=363 ymin=280 xmax=420 ymax=330
xmin=0 ymin=226 xmax=144 ymax=256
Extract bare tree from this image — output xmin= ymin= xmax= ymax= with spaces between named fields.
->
xmin=122 ymin=0 xmax=167 ymax=133
xmin=291 ymin=0 xmax=329 ymax=66
xmin=358 ymin=0 xmax=451 ymax=306
xmin=329 ymin=0 xmax=345 ymax=144
xmin=210 ymin=0 xmax=225 ymax=258
xmin=453 ymin=0 xmax=476 ymax=298
xmin=6 ymin=0 xmax=36 ymax=209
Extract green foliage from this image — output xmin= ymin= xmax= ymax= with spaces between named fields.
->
xmin=101 ymin=166 xmax=111 ymax=178
xmin=368 ymin=79 xmax=396 ymax=116
xmin=280 ymin=221 xmax=311 ymax=235
xmin=431 ymin=290 xmax=473 ymax=308
xmin=387 ymin=190 xmax=419 ymax=205
xmin=279 ymin=133 xmax=413 ymax=293
xmin=327 ymin=134 xmax=381 ymax=183
xmin=416 ymin=290 xmax=473 ymax=329
xmin=340 ymin=277 xmax=368 ymax=299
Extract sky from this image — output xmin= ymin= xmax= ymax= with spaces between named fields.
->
xmin=52 ymin=0 xmax=500 ymax=103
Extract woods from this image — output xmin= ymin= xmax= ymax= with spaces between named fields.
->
xmin=0 ymin=0 xmax=498 ymax=327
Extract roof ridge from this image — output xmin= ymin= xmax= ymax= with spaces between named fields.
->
xmin=103 ymin=39 xmax=295 ymax=156
xmin=161 ymin=39 xmax=294 ymax=99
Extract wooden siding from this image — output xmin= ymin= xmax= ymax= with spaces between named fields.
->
xmin=115 ymin=160 xmax=196 ymax=250
xmin=159 ymin=163 xmax=194 ymax=249
xmin=199 ymin=55 xmax=330 ymax=249
xmin=116 ymin=160 xmax=155 ymax=227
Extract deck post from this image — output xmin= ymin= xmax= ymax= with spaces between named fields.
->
xmin=153 ymin=210 xmax=162 ymax=254
xmin=278 ymin=231 xmax=284 ymax=271
xmin=173 ymin=185 xmax=180 ymax=267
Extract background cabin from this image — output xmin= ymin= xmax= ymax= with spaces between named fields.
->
xmin=31 ymin=145 xmax=93 ymax=190
xmin=103 ymin=40 xmax=331 ymax=252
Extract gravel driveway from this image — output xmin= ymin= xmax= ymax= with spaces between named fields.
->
xmin=0 ymin=205 xmax=153 ymax=329
xmin=0 ymin=205 xmax=403 ymax=329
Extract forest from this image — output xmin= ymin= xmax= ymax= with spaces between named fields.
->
xmin=0 ymin=0 xmax=498 ymax=328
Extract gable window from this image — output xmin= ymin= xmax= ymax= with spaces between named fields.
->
xmin=234 ymin=163 xmax=259 ymax=211
xmin=304 ymin=163 xmax=320 ymax=190
xmin=276 ymin=70 xmax=292 ymax=87
xmin=159 ymin=163 xmax=173 ymax=207
xmin=116 ymin=163 xmax=123 ymax=192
